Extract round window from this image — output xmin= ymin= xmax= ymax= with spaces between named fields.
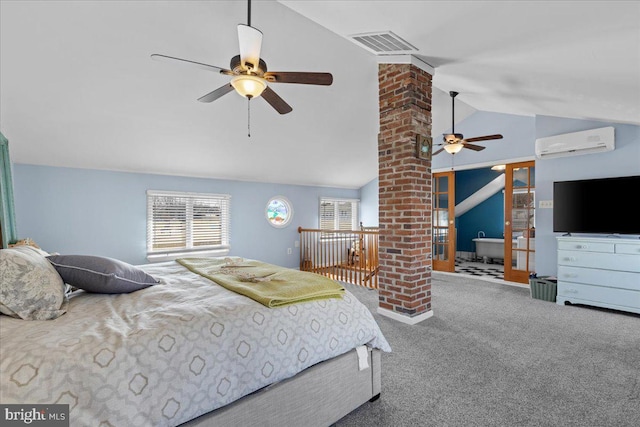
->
xmin=266 ymin=196 xmax=293 ymax=228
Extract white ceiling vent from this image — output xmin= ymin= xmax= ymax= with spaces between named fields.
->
xmin=349 ymin=31 xmax=418 ymax=55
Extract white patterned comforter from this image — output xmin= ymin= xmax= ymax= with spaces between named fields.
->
xmin=0 ymin=260 xmax=391 ymax=426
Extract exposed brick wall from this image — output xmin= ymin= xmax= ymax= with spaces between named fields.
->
xmin=378 ymin=63 xmax=433 ymax=318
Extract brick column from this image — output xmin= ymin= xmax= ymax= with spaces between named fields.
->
xmin=377 ymin=62 xmax=433 ymax=324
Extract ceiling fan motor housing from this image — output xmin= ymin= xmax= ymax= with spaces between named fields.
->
xmin=230 ymin=54 xmax=267 ymax=75
xmin=444 ymin=133 xmax=464 ymax=143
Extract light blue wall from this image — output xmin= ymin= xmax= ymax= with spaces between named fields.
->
xmin=13 ymin=115 xmax=640 ymax=274
xmin=359 ymin=177 xmax=378 ymax=227
xmin=533 ymin=116 xmax=640 ymax=276
xmin=12 ymin=164 xmax=358 ymax=268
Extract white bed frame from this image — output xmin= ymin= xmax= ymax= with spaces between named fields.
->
xmin=181 ymin=347 xmax=382 ymax=427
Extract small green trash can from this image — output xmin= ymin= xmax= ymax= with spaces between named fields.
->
xmin=529 ymin=276 xmax=557 ymax=302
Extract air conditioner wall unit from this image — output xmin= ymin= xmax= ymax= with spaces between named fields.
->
xmin=534 ymin=126 xmax=614 ymax=159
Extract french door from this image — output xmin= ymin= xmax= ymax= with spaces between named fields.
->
xmin=432 ymin=171 xmax=456 ymax=272
xmin=504 ymin=162 xmax=536 ymax=284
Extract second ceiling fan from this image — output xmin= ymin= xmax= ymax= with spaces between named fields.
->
xmin=433 ymin=91 xmax=503 ymax=155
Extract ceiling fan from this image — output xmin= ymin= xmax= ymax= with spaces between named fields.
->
xmin=151 ymin=0 xmax=333 ymax=116
xmin=433 ymin=91 xmax=503 ymax=155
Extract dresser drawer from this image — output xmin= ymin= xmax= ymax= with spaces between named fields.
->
xmin=558 ymin=250 xmax=640 ymax=273
xmin=616 ymin=243 xmax=640 ymax=255
xmin=557 ymin=265 xmax=640 ymax=291
xmin=556 ymin=237 xmax=640 ymax=314
xmin=557 ymin=282 xmax=640 ymax=308
xmin=557 ymin=240 xmax=614 ymax=253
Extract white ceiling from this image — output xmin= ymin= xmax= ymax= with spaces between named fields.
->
xmin=1 ymin=1 xmax=639 ymax=189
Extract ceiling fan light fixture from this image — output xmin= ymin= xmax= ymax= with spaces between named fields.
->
xmin=444 ymin=142 xmax=464 ymax=154
xmin=231 ymin=75 xmax=267 ymax=99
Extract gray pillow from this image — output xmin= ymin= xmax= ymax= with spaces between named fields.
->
xmin=46 ymin=255 xmax=159 ymax=294
xmin=0 ymin=246 xmax=68 ymax=320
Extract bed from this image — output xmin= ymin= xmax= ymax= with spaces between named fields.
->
xmin=0 ymin=246 xmax=391 ymax=426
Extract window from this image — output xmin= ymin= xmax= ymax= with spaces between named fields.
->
xmin=266 ymin=196 xmax=293 ymax=228
xmin=147 ymin=190 xmax=230 ymax=260
xmin=319 ymin=198 xmax=359 ymax=231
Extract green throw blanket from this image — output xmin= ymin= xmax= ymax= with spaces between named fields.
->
xmin=176 ymin=257 xmax=345 ymax=308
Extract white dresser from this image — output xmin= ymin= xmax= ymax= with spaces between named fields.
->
xmin=556 ymin=236 xmax=640 ymax=314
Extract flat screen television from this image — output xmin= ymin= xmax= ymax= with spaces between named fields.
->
xmin=553 ymin=175 xmax=640 ymax=235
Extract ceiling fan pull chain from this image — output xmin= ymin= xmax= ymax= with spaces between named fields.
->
xmin=247 ymin=97 xmax=251 ymax=137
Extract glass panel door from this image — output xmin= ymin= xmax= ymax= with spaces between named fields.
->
xmin=433 ymin=171 xmax=456 ymax=272
xmin=504 ymin=162 xmax=535 ymax=283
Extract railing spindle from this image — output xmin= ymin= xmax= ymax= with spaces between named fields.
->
xmin=297 ymin=226 xmax=378 ymax=289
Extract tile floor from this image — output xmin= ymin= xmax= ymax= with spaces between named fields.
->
xmin=454 ymin=258 xmax=506 ymax=280
xmin=439 ymin=258 xmax=528 ymax=288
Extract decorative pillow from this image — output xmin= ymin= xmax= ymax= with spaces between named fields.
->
xmin=46 ymin=255 xmax=159 ymax=294
xmin=0 ymin=246 xmax=68 ymax=320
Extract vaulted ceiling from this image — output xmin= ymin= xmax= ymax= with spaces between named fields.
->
xmin=1 ymin=1 xmax=638 ymax=188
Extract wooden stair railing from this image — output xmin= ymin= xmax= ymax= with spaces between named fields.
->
xmin=298 ymin=226 xmax=379 ymax=289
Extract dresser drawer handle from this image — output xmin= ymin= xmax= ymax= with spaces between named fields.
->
xmin=562 ymin=257 xmax=577 ymax=262
xmin=562 ymin=273 xmax=578 ymax=278
xmin=576 ymin=244 xmax=588 ymax=249
xmin=565 ymin=289 xmax=579 ymax=294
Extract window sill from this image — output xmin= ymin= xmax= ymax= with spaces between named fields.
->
xmin=146 ymin=248 xmax=230 ymax=263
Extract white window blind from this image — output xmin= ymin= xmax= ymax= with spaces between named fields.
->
xmin=147 ymin=190 xmax=230 ymax=256
xmin=319 ymin=198 xmax=359 ymax=231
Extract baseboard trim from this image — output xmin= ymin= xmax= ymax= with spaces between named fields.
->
xmin=377 ymin=307 xmax=433 ymax=325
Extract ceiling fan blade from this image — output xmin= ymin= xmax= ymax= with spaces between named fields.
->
xmin=261 ymin=86 xmax=293 ymax=114
xmin=264 ymin=72 xmax=333 ymax=85
xmin=151 ymin=54 xmax=232 ymax=75
xmin=197 ymin=84 xmax=235 ymax=103
xmin=462 ymin=143 xmax=486 ymax=151
xmin=237 ymin=24 xmax=263 ymax=72
xmin=464 ymin=134 xmax=503 ymax=143
xmin=433 ymin=147 xmax=446 ymax=156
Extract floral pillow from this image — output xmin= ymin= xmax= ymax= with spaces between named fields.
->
xmin=0 ymin=245 xmax=68 ymax=320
